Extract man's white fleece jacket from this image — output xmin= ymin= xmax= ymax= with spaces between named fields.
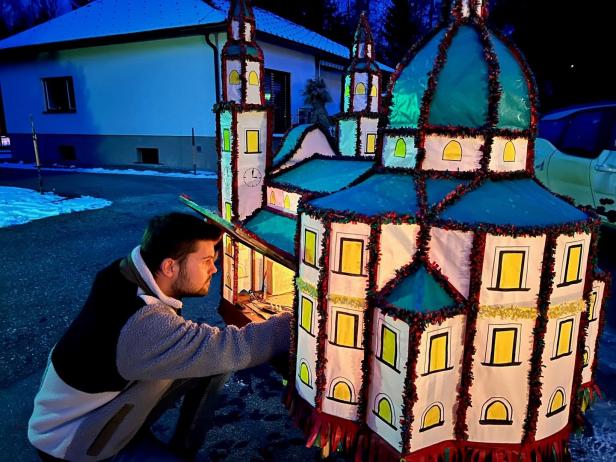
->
xmin=28 ymin=246 xmax=292 ymax=461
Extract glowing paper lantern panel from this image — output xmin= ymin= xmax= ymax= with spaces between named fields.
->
xmin=198 ymin=1 xmax=610 ymax=460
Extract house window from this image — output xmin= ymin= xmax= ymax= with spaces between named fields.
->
xmin=58 ymin=145 xmax=76 ymax=161
xmin=224 ymin=235 xmax=233 ymax=256
xmin=374 ymin=395 xmax=395 ymax=427
xmin=333 ymin=311 xmax=359 ymax=348
xmin=283 ymin=195 xmax=291 ymax=209
xmin=330 ymin=380 xmax=353 ymax=402
xmin=394 ymin=138 xmax=406 ymax=158
xmin=223 ymin=128 xmax=231 ymax=152
xmin=420 ymin=403 xmax=444 ymax=431
xmin=561 ymin=243 xmax=583 ymax=285
xmin=488 ymin=327 xmax=519 ymax=366
xmin=42 ymin=77 xmax=76 ymax=113
xmin=300 ymin=297 xmax=313 ymax=334
xmin=245 ymin=130 xmax=260 ymax=153
xmin=355 ymin=82 xmax=366 ymax=95
xmin=365 ymin=133 xmax=376 ymax=154
xmin=264 ymin=68 xmax=290 ymax=133
xmin=303 ymin=229 xmax=317 ymax=267
xmin=137 ymin=148 xmax=159 ymax=164
xmin=370 ymin=84 xmax=378 ymax=97
xmin=379 ymin=324 xmax=397 ymax=369
xmin=554 ymin=318 xmax=574 ymax=359
xmin=503 ymin=141 xmax=516 ymax=162
xmin=339 ymin=238 xmax=364 ymax=275
xmin=225 ymin=202 xmax=232 ymax=221
xmin=588 ymin=291 xmax=598 ymax=321
xmin=480 ymin=398 xmax=512 ymax=425
xmin=547 ymin=388 xmax=566 ymax=416
xmin=248 ymin=70 xmax=259 ymax=86
xmin=229 ymin=70 xmax=241 ymax=85
xmin=269 ymin=190 xmax=276 ymax=205
xmin=583 ymin=347 xmax=590 ymax=368
xmin=427 ymin=332 xmax=448 ymax=373
xmin=494 ymin=250 xmax=526 ymax=290
xmin=442 ymin=140 xmax=462 ymax=161
xmin=299 ymin=361 xmax=312 ymax=387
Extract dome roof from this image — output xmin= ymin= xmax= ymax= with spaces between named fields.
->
xmin=388 ymin=24 xmax=532 ymax=131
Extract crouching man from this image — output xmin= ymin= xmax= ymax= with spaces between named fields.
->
xmin=28 ymin=212 xmax=292 ymax=461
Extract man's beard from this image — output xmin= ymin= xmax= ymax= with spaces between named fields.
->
xmin=172 ymin=263 xmax=211 ymax=298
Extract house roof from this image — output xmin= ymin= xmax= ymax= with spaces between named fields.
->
xmin=243 ymin=208 xmax=296 ymax=256
xmin=270 ymin=158 xmax=373 ymax=194
xmin=385 ymin=264 xmax=456 ymax=312
xmin=271 ymin=124 xmax=314 ymax=168
xmin=0 ymin=0 xmax=393 ymax=70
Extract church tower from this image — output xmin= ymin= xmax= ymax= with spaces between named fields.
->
xmin=336 ymin=12 xmax=382 ymax=157
xmin=217 ymin=0 xmax=271 ymax=222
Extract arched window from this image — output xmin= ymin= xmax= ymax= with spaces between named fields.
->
xmin=442 ymin=140 xmax=462 ymax=161
xmin=394 ymin=138 xmax=406 ymax=158
xmin=355 ymin=82 xmax=366 ymax=95
xmin=370 ymin=85 xmax=378 ymax=97
xmin=374 ymin=395 xmax=395 ymax=427
xmin=299 ymin=361 xmax=311 ymax=387
xmin=248 ymin=71 xmax=259 ymax=85
xmin=284 ymin=195 xmax=291 ymax=209
xmin=269 ymin=190 xmax=276 ymax=205
xmin=229 ymin=70 xmax=241 ymax=85
xmin=330 ymin=379 xmax=353 ymax=403
xmin=583 ymin=347 xmax=590 ymax=368
xmin=547 ymin=388 xmax=566 ymax=416
xmin=480 ymin=398 xmax=513 ymax=425
xmin=420 ymin=403 xmax=444 ymax=431
xmin=503 ymin=140 xmax=516 ymax=162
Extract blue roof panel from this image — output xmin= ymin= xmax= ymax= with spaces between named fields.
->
xmin=243 ymin=209 xmax=296 ymax=255
xmin=386 ymin=265 xmax=455 ymax=312
xmin=271 ymin=159 xmax=373 ymax=193
xmin=271 ymin=124 xmax=314 ymax=168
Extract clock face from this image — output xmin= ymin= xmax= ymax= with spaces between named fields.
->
xmin=243 ymin=168 xmax=263 ymax=187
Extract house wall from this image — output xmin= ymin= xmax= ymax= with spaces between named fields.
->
xmin=582 ymin=279 xmax=605 ymax=384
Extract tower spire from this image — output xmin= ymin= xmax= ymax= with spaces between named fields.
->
xmin=352 ymin=11 xmax=375 ymax=61
xmin=451 ymin=0 xmax=488 ymax=21
xmin=228 ymin=0 xmax=256 ymax=42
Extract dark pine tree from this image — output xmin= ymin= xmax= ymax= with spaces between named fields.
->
xmin=383 ymin=0 xmax=421 ymax=66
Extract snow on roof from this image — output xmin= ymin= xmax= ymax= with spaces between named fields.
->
xmin=0 ymin=0 xmax=393 ymax=70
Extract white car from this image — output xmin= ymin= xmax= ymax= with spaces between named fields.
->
xmin=535 ymin=102 xmax=616 ymax=227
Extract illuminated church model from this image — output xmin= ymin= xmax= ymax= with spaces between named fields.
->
xmin=188 ymin=0 xmax=610 ymax=459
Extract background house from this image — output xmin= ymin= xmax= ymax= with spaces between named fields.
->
xmin=0 ymin=0 xmax=391 ymax=171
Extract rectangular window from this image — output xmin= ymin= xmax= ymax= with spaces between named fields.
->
xmin=588 ymin=291 xmax=598 ymax=321
xmin=339 ymin=238 xmax=364 ymax=275
xmin=223 ymin=128 xmax=231 ymax=152
xmin=137 ymin=147 xmax=159 ymax=164
xmin=303 ymin=229 xmax=317 ymax=267
xmin=334 ymin=311 xmax=358 ymax=347
xmin=225 ymin=202 xmax=232 ymax=221
xmin=224 ymin=234 xmax=233 ymax=256
xmin=58 ymin=145 xmax=76 ymax=161
xmin=42 ymin=77 xmax=76 ymax=113
xmin=264 ymin=68 xmax=291 ymax=133
xmin=300 ymin=297 xmax=313 ymax=334
xmin=555 ymin=319 xmax=574 ymax=358
xmin=380 ymin=325 xmax=397 ymax=369
xmin=490 ymin=328 xmax=517 ymax=365
xmin=245 ymin=130 xmax=260 ymax=153
xmin=496 ymin=250 xmax=525 ymax=290
xmin=563 ymin=244 xmax=582 ymax=284
xmin=428 ymin=333 xmax=448 ymax=373
xmin=365 ymin=133 xmax=377 ymax=154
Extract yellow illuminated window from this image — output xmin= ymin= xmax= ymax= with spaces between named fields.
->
xmin=497 ymin=251 xmax=525 ymax=290
xmin=269 ymin=190 xmax=276 ymax=205
xmin=248 ymin=70 xmax=259 ymax=85
xmin=284 ymin=195 xmax=291 ymax=209
xmin=548 ymin=389 xmax=566 ymax=416
xmin=225 ymin=202 xmax=232 ymax=221
xmin=223 ymin=128 xmax=231 ymax=152
xmin=335 ymin=312 xmax=358 ymax=347
xmin=503 ymin=141 xmax=516 ymax=162
xmin=366 ymin=134 xmax=376 ymax=154
xmin=380 ymin=325 xmax=397 ymax=368
xmin=394 ymin=138 xmax=406 ymax=158
xmin=246 ymin=130 xmax=260 ymax=153
xmin=332 ymin=381 xmax=352 ymax=402
xmin=224 ymin=235 xmax=233 ymax=256
xmin=583 ymin=348 xmax=590 ymax=367
xmin=339 ymin=238 xmax=363 ymax=275
xmin=299 ymin=362 xmax=311 ymax=386
xmin=376 ymin=397 xmax=393 ymax=425
xmin=300 ymin=297 xmax=313 ymax=333
xmin=370 ymin=85 xmax=378 ymax=97
xmin=355 ymin=82 xmax=366 ymax=95
xmin=555 ymin=319 xmax=573 ymax=358
xmin=490 ymin=328 xmax=517 ymax=365
xmin=229 ymin=69 xmax=240 ymax=85
xmin=303 ymin=229 xmax=317 ymax=266
xmin=421 ymin=404 xmax=443 ymax=430
xmin=589 ymin=291 xmax=598 ymax=321
xmin=428 ymin=333 xmax=448 ymax=373
xmin=484 ymin=401 xmax=509 ymax=422
xmin=563 ymin=244 xmax=582 ymax=284
xmin=442 ymin=140 xmax=462 ymax=161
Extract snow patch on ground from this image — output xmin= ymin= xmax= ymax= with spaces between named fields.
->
xmin=0 ymin=186 xmax=111 ymax=228
xmin=0 ymin=162 xmax=217 ymax=179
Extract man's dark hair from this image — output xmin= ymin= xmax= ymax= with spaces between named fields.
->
xmin=140 ymin=212 xmax=222 ymax=275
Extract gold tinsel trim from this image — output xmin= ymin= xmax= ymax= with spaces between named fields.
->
xmin=479 ymin=299 xmax=586 ymax=320
xmin=296 ymin=277 xmax=318 ymax=298
xmin=296 ymin=277 xmax=365 ymax=308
